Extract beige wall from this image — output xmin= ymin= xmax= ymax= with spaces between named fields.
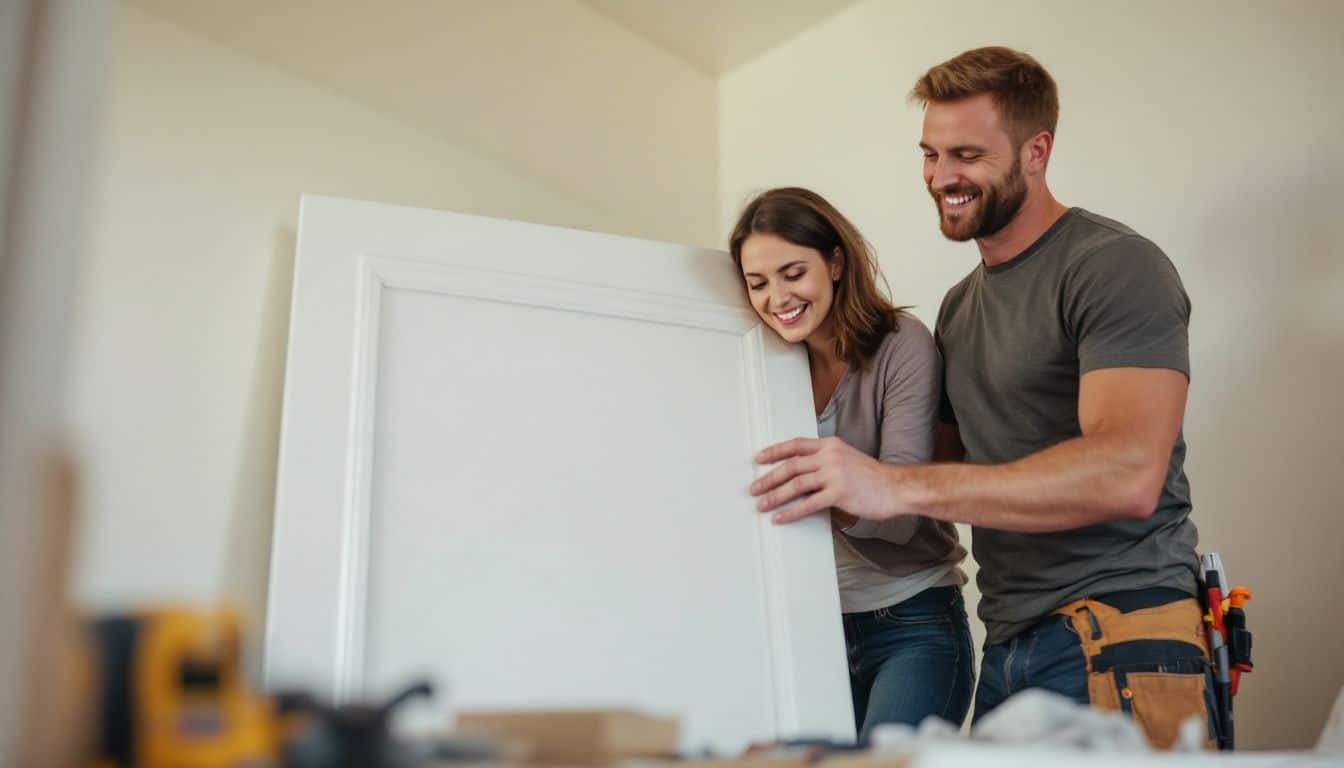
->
xmin=69 ymin=4 xmax=720 ymax=668
xmin=719 ymin=0 xmax=1344 ymax=749
xmin=128 ymin=0 xmax=722 ymax=249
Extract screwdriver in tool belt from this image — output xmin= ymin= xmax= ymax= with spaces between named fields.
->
xmin=1203 ymin=553 xmax=1235 ymax=750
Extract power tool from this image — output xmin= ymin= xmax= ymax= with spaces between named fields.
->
xmin=87 ymin=605 xmax=444 ymax=768
xmin=89 ymin=606 xmax=290 ymax=768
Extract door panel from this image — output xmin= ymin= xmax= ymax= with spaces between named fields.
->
xmin=265 ymin=196 xmax=854 ymax=750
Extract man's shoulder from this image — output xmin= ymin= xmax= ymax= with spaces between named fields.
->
xmin=1068 ymin=207 xmax=1143 ymax=239
xmin=1057 ymin=208 xmax=1165 ymax=266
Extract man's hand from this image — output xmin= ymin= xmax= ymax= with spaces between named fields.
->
xmin=749 ymin=437 xmax=917 ymax=524
xmin=829 ymin=508 xmax=859 ymax=531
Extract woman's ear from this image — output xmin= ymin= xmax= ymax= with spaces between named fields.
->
xmin=830 ymin=247 xmax=845 ymax=282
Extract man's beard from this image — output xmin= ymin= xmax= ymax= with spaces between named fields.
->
xmin=932 ymin=157 xmax=1027 ymax=242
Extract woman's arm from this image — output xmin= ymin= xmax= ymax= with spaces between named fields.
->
xmin=837 ymin=317 xmax=939 ymax=544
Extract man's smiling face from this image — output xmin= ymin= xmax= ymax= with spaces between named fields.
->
xmin=920 ymin=93 xmax=1027 ymax=242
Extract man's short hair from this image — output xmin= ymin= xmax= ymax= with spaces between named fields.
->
xmin=911 ymin=46 xmax=1059 ymax=146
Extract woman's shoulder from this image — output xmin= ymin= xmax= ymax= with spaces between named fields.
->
xmin=872 ymin=311 xmax=936 ymax=367
xmin=850 ymin=313 xmax=937 ymax=395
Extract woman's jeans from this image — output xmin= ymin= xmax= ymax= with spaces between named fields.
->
xmin=841 ymin=585 xmax=976 ymax=742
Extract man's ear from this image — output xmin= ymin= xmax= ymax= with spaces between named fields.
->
xmin=1023 ymin=129 xmax=1054 ymax=175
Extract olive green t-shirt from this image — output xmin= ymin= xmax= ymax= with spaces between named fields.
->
xmin=934 ymin=208 xmax=1200 ymax=645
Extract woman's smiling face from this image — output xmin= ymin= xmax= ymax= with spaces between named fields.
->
xmin=738 ymin=232 xmax=840 ymax=345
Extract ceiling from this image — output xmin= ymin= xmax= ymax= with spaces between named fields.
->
xmin=578 ymin=0 xmax=860 ymax=75
xmin=120 ymin=0 xmax=864 ymax=242
xmin=130 ymin=0 xmax=862 ymax=80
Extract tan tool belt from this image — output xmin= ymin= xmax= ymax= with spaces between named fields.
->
xmin=1054 ymin=597 xmax=1215 ymax=749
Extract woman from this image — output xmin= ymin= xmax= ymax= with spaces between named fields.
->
xmin=728 ymin=187 xmax=974 ymax=740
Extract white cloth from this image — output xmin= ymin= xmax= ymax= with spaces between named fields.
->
xmin=1318 ymin=684 xmax=1344 ymax=753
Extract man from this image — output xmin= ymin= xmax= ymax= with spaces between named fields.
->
xmin=749 ymin=46 xmax=1213 ymax=748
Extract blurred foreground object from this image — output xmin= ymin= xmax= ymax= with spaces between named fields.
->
xmin=17 ymin=453 xmax=97 ymax=767
xmin=279 ymin=681 xmax=434 ymax=768
xmin=1 ymin=0 xmax=113 ymax=763
xmin=89 ymin=607 xmax=292 ymax=768
xmin=88 ymin=610 xmax=441 ymax=768
xmin=1318 ymin=685 xmax=1344 ymax=754
xmin=457 ymin=709 xmax=679 ymax=765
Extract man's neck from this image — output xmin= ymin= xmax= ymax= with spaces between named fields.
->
xmin=975 ymin=191 xmax=1069 ymax=268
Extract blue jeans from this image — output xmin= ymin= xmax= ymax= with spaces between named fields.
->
xmin=842 ymin=585 xmax=975 ymax=742
xmin=973 ymin=613 xmax=1089 ymax=722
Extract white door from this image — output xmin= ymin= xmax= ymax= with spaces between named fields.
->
xmin=265 ymin=196 xmax=854 ymax=751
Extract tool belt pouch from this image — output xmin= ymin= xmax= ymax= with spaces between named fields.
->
xmin=1055 ymin=598 xmax=1217 ymax=750
xmin=1229 ymin=627 xmax=1252 ymax=668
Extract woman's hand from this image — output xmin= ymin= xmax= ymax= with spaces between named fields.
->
xmin=750 ymin=436 xmax=915 ymax=524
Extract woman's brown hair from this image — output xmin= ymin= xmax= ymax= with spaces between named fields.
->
xmin=728 ymin=187 xmax=904 ymax=368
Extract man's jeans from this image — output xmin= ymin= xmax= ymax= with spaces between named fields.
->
xmin=973 ymin=613 xmax=1090 ymax=721
xmin=842 ymin=585 xmax=976 ymax=743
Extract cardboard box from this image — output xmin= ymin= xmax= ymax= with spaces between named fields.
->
xmin=456 ymin=709 xmax=679 ymax=765
xmin=627 ymin=750 xmax=908 ymax=768
xmin=817 ymin=754 xmax=912 ymax=768
xmin=629 ymin=757 xmax=814 ymax=768
xmin=628 ymin=757 xmax=813 ymax=768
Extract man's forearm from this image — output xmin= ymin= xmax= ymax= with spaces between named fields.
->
xmin=891 ymin=431 xmax=1165 ymax=532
